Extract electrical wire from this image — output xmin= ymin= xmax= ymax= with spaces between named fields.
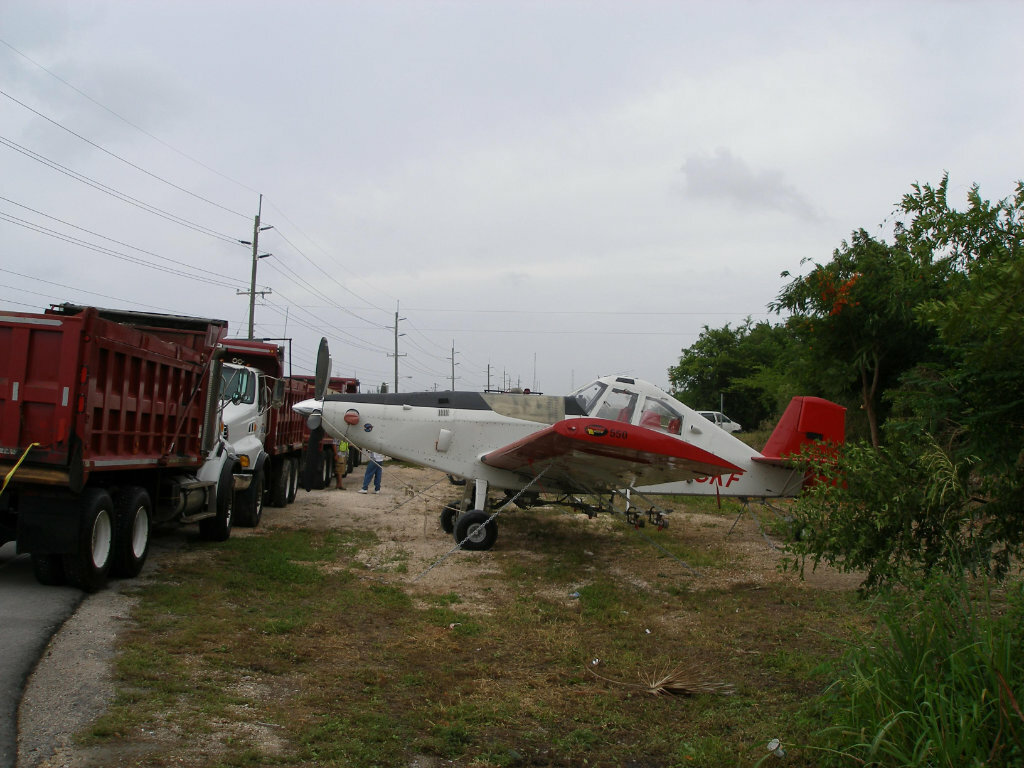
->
xmin=0 ymin=134 xmax=241 ymax=243
xmin=1 ymin=87 xmax=249 ymax=219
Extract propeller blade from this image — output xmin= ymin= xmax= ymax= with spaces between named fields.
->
xmin=315 ymin=337 xmax=331 ymax=401
xmin=301 ymin=418 xmax=326 ymax=491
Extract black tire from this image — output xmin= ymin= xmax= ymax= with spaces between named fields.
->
xmin=200 ymin=462 xmax=236 ymax=541
xmin=270 ymin=458 xmax=290 ymax=507
xmin=322 ymin=448 xmax=334 ymax=488
xmin=31 ymin=553 xmax=66 ymax=586
xmin=286 ymin=457 xmax=299 ymax=503
xmin=453 ymin=509 xmax=498 ymax=551
xmin=63 ymin=488 xmax=114 ymax=592
xmin=440 ymin=499 xmax=462 ymax=534
xmin=111 ymin=486 xmax=151 ymax=579
xmin=237 ymin=471 xmax=265 ymax=527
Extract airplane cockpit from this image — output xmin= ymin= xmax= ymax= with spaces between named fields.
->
xmin=572 ymin=377 xmax=685 ymax=436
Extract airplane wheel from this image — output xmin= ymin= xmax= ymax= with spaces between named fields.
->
xmin=440 ymin=499 xmax=462 ymax=534
xmin=454 ymin=510 xmax=497 ymax=551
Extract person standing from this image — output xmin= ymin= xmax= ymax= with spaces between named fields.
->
xmin=333 ymin=439 xmax=349 ymax=490
xmin=359 ymin=450 xmax=385 ymax=493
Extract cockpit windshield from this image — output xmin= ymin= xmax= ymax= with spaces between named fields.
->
xmin=573 ymin=381 xmax=607 ymax=414
xmin=220 ymin=366 xmax=256 ymax=405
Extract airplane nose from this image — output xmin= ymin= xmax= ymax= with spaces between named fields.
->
xmin=293 ymin=398 xmax=319 ymax=417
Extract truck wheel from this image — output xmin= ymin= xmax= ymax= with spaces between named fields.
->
xmin=453 ymin=510 xmax=498 ymax=551
xmin=63 ymin=488 xmax=114 ymax=592
xmin=31 ymin=554 xmax=66 ymax=586
xmin=237 ymin=471 xmax=265 ymax=527
xmin=270 ymin=459 xmax=291 ymax=508
xmin=322 ymin=448 xmax=334 ymax=488
xmin=200 ymin=462 xmax=236 ymax=542
xmin=286 ymin=457 xmax=299 ymax=503
xmin=111 ymin=486 xmax=151 ymax=578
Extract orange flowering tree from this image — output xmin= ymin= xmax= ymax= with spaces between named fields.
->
xmin=771 ymin=229 xmax=940 ymax=446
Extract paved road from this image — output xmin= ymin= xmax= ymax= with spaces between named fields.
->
xmin=0 ymin=543 xmax=83 ymax=768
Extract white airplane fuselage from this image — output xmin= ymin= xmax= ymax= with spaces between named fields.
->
xmin=296 ymin=376 xmax=813 ymax=499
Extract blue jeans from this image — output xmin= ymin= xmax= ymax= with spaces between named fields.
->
xmin=362 ymin=460 xmax=382 ymax=491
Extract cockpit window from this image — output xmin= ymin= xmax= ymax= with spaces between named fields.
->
xmin=637 ymin=397 xmax=683 ymax=435
xmin=220 ymin=366 xmax=256 ymax=405
xmin=595 ymin=388 xmax=639 ymax=423
xmin=574 ymin=381 xmax=607 ymax=415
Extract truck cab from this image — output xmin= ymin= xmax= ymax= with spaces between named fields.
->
xmin=218 ymin=361 xmax=281 ymax=526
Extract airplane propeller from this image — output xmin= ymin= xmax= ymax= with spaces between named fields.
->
xmin=301 ymin=337 xmax=331 ymax=490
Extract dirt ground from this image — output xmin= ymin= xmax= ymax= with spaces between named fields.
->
xmin=16 ymin=463 xmax=862 ymax=768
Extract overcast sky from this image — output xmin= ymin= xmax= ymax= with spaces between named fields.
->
xmin=2 ymin=1 xmax=1021 ymax=398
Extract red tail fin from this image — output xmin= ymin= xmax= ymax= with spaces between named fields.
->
xmin=760 ymin=396 xmax=846 ymax=461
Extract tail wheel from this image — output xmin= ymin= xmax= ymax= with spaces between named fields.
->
xmin=453 ymin=509 xmax=498 ymax=551
xmin=111 ymin=486 xmax=151 ymax=578
xmin=63 ymin=488 xmax=114 ymax=592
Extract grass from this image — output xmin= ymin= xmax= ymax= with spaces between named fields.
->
xmin=78 ymin=488 xmax=876 ymax=767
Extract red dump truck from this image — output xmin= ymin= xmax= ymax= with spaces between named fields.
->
xmin=0 ymin=304 xmax=253 ymax=590
xmin=216 ymin=341 xmax=361 ymax=510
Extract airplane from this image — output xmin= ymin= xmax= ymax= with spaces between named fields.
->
xmin=295 ymin=351 xmax=845 ymax=552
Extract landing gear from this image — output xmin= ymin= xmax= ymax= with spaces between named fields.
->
xmin=453 ymin=509 xmax=498 ymax=551
xmin=440 ymin=499 xmax=463 ymax=534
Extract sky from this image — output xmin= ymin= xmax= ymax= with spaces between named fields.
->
xmin=2 ymin=1 xmax=1022 ymax=398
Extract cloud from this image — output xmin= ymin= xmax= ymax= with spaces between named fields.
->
xmin=678 ymin=148 xmax=824 ymax=222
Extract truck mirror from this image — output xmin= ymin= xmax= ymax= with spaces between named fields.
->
xmin=272 ymin=379 xmax=285 ymax=408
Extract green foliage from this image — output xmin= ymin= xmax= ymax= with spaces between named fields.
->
xmin=765 ymin=175 xmax=1024 ymax=588
xmin=771 ymin=228 xmax=943 ymax=446
xmin=785 ymin=438 xmax=996 ymax=590
xmin=815 ymin=575 xmax=1024 ymax=767
xmin=667 ymin=318 xmax=796 ymax=429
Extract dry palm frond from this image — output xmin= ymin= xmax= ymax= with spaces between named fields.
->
xmin=587 ymin=663 xmax=734 ymax=697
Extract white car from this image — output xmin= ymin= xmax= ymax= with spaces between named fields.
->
xmin=698 ymin=410 xmax=742 ymax=433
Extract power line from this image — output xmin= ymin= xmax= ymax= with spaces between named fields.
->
xmin=0 ymin=195 xmax=248 ymax=287
xmin=0 ymin=212 xmax=243 ymax=289
xmin=0 ymin=134 xmax=241 ymax=243
xmin=0 ymin=87 xmax=249 ymax=219
xmin=0 ymin=36 xmax=261 ymax=196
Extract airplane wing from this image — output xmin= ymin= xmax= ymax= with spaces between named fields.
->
xmin=481 ymin=418 xmax=743 ymax=492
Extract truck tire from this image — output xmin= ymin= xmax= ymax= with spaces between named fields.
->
xmin=270 ymin=458 xmax=291 ymax=508
xmin=31 ymin=553 xmax=66 ymax=586
xmin=321 ymin=447 xmax=334 ymax=488
xmin=111 ymin=486 xmax=151 ymax=578
xmin=63 ymin=488 xmax=115 ymax=592
xmin=237 ymin=471 xmax=265 ymax=527
xmin=200 ymin=462 xmax=236 ymax=542
xmin=286 ymin=456 xmax=299 ymax=503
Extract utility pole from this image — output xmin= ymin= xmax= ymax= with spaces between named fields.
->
xmin=388 ymin=302 xmax=406 ymax=393
xmin=449 ymin=340 xmax=459 ymax=390
xmin=237 ymin=194 xmax=273 ymax=339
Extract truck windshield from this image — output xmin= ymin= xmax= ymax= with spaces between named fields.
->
xmin=220 ymin=366 xmax=256 ymax=405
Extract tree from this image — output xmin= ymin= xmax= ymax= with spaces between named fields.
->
xmin=668 ymin=319 xmax=794 ymax=430
xmin=788 ymin=177 xmax=1024 ymax=587
xmin=771 ymin=230 xmax=941 ymax=446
